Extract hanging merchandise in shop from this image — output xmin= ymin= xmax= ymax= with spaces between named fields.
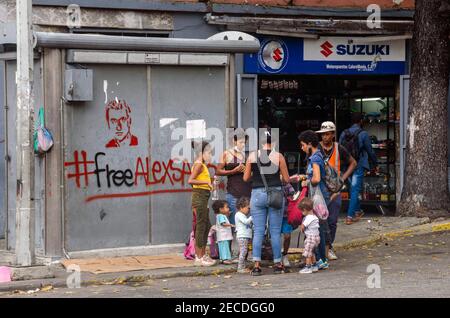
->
xmin=245 ymin=37 xmax=406 ymax=75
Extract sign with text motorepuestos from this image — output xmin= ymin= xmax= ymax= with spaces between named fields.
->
xmin=244 ymin=36 xmax=406 ymax=75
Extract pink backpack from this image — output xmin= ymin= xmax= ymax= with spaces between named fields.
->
xmin=287 ymin=187 xmax=308 ymax=228
xmin=184 ymin=212 xmax=197 ymax=260
xmin=208 ymin=226 xmax=219 ymax=259
xmin=184 ymin=231 xmax=196 ymax=260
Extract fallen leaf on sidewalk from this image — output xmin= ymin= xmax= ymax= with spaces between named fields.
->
xmin=162 ymin=288 xmax=172 ymax=292
xmin=40 ymin=285 xmax=53 ymax=292
xmin=26 ymin=288 xmax=40 ymax=294
xmin=210 ymin=284 xmax=219 ymax=289
xmin=224 ymin=275 xmax=232 ymax=279
xmin=263 ymin=284 xmax=272 ymax=287
xmin=113 ymin=277 xmax=127 ymax=285
xmin=250 ymin=282 xmax=259 ymax=287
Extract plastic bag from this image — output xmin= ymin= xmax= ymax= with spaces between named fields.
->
xmin=33 ymin=107 xmax=54 ymax=154
xmin=310 ymin=185 xmax=329 ymax=220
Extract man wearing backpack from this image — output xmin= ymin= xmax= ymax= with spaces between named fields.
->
xmin=339 ymin=113 xmax=378 ymax=225
xmin=317 ymin=121 xmax=357 ymax=260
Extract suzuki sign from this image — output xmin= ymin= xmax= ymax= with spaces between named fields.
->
xmin=244 ymin=36 xmax=406 ymax=75
xmin=304 ymin=37 xmax=405 ymax=62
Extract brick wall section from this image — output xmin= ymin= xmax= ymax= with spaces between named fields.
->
xmin=210 ymin=0 xmax=415 ymax=9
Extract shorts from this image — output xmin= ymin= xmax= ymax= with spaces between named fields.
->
xmin=302 ymin=235 xmax=321 ymax=258
xmin=281 ymin=217 xmax=294 ymax=235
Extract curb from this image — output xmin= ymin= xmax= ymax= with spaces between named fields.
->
xmin=0 ymin=266 xmax=237 ymax=294
xmin=334 ymin=220 xmax=450 ymax=251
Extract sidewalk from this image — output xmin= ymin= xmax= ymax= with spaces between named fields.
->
xmin=0 ymin=216 xmax=449 ymax=294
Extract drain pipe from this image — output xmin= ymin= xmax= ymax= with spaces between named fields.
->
xmin=60 ymin=96 xmax=70 ymax=260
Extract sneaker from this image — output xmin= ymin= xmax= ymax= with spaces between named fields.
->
xmin=194 ymin=256 xmax=203 ymax=267
xmin=251 ymin=267 xmax=262 ymax=276
xmin=201 ymin=255 xmax=217 ymax=267
xmin=204 ymin=255 xmax=217 ymax=264
xmin=282 ymin=255 xmax=291 ymax=268
xmin=273 ymin=263 xmax=286 ymax=274
xmin=231 ymin=258 xmax=239 ymax=264
xmin=328 ymin=249 xmax=338 ymax=261
xmin=311 ymin=264 xmax=319 ymax=272
xmin=299 ymin=266 xmax=313 ymax=274
xmin=317 ymin=259 xmax=329 ymax=270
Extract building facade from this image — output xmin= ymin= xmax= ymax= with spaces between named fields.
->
xmin=0 ymin=0 xmax=448 ymax=262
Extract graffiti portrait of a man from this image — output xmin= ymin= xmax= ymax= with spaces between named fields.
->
xmin=105 ymin=99 xmax=139 ymax=148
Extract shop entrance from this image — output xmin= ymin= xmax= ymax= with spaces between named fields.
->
xmin=257 ymin=75 xmax=398 ymax=214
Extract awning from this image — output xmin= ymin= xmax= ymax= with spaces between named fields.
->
xmin=34 ymin=32 xmax=260 ymax=53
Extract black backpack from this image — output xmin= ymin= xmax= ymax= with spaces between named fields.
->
xmin=341 ymin=128 xmax=363 ymax=162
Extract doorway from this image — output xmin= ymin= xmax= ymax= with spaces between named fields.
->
xmin=257 ymin=75 xmax=398 ymax=213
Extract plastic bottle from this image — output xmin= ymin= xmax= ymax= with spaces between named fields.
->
xmin=211 ymin=176 xmax=220 ymax=201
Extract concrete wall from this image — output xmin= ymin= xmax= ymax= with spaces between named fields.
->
xmin=62 ymin=62 xmax=228 ymax=251
xmin=211 ymin=0 xmax=414 ymax=8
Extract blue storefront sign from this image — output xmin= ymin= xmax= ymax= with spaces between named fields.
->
xmin=245 ymin=36 xmax=407 ymax=75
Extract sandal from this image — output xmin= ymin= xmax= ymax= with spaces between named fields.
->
xmin=221 ymin=260 xmax=233 ymax=265
xmin=345 ymin=217 xmax=354 ymax=225
xmin=273 ymin=263 xmax=286 ymax=274
xmin=251 ymin=267 xmax=262 ymax=276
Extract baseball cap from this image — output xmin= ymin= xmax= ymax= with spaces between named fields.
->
xmin=316 ymin=121 xmax=336 ymax=134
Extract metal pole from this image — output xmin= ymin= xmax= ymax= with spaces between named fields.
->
xmin=15 ymin=0 xmax=35 ymax=266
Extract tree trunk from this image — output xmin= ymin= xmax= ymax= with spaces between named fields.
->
xmin=398 ymin=0 xmax=450 ymax=218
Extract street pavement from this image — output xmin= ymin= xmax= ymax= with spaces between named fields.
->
xmin=1 ymin=231 xmax=449 ymax=298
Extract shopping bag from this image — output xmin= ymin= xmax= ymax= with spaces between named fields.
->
xmin=310 ymin=185 xmax=329 ymax=220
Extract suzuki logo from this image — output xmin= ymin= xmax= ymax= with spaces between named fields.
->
xmin=260 ymin=40 xmax=288 ymax=73
xmin=272 ymin=48 xmax=283 ymax=62
xmin=320 ymin=41 xmax=333 ymax=57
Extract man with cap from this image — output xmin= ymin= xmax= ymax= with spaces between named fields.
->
xmin=317 ymin=121 xmax=357 ymax=260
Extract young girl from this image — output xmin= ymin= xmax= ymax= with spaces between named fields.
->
xmin=188 ymin=141 xmax=216 ymax=267
xmin=234 ymin=197 xmax=253 ymax=273
xmin=298 ymin=197 xmax=320 ymax=274
xmin=212 ymin=200 xmax=234 ymax=265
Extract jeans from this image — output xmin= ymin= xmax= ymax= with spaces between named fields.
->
xmin=250 ymin=187 xmax=284 ymax=263
xmin=315 ymin=220 xmax=329 ymax=262
xmin=347 ymin=165 xmax=365 ymax=219
xmin=327 ymin=194 xmax=342 ymax=247
xmin=226 ymin=193 xmax=238 ymax=226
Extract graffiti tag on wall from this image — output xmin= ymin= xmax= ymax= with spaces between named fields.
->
xmin=64 ymin=150 xmax=223 ymax=203
xmin=105 ymin=100 xmax=139 ymax=148
xmin=65 ymin=99 xmax=227 ymax=202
